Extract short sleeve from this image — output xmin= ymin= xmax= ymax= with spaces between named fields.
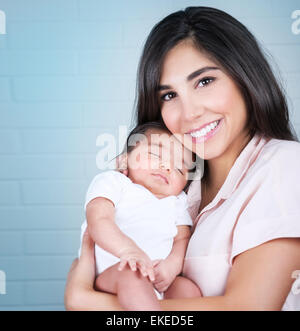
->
xmin=175 ymin=192 xmax=193 ymax=226
xmin=84 ymin=170 xmax=127 ymax=210
xmin=230 ymin=143 xmax=300 ymax=264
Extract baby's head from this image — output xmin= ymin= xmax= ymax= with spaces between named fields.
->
xmin=118 ymin=122 xmax=196 ymax=199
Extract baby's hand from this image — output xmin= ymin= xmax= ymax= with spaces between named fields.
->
xmin=118 ymin=246 xmax=155 ymax=282
xmin=152 ymin=259 xmax=179 ymax=293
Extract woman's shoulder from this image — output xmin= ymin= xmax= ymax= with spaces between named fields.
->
xmin=264 ymin=137 xmax=300 ymax=151
xmin=259 ymin=137 xmax=300 ymax=166
xmin=246 ymin=137 xmax=300 ymax=192
xmin=234 ymin=136 xmax=300 ymax=199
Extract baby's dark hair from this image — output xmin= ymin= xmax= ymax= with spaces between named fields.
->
xmin=123 ymin=121 xmax=170 ymax=154
xmin=122 ymin=121 xmax=198 ymax=192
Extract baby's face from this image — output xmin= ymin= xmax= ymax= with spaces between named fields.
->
xmin=126 ymin=129 xmax=194 ymax=199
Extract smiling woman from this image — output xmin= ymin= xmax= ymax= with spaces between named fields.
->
xmin=65 ymin=6 xmax=300 ymax=311
xmin=133 ymin=6 xmax=300 ymax=310
xmin=158 ymin=41 xmax=250 ymax=162
xmin=134 ymin=5 xmax=298 ymax=211
xmin=135 ymin=8 xmax=296 ymax=138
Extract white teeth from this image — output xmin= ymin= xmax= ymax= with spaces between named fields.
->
xmin=190 ymin=120 xmax=219 ymax=138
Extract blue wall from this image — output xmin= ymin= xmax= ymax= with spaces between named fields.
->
xmin=0 ymin=0 xmax=299 ymax=310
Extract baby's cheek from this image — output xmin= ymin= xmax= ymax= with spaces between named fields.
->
xmin=170 ymin=176 xmax=186 ymax=194
xmin=148 ymin=157 xmax=160 ymax=170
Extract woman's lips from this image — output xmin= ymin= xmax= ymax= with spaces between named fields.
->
xmin=186 ymin=118 xmax=223 ymax=143
xmin=151 ymin=173 xmax=169 ymax=184
xmin=186 ymin=119 xmax=222 ymax=135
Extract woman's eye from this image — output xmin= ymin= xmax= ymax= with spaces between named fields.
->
xmin=177 ymin=168 xmax=184 ymax=175
xmin=197 ymin=77 xmax=214 ymax=88
xmin=160 ymin=92 xmax=176 ymax=102
xmin=160 ymin=77 xmax=215 ymax=102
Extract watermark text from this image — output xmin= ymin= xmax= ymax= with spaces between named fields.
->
xmin=291 ymin=10 xmax=300 ymax=35
xmin=0 ymin=10 xmax=6 ymax=35
xmin=96 ymin=126 xmax=204 ymax=181
xmin=0 ymin=270 xmax=6 ymax=295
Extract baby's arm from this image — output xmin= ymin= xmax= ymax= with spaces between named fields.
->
xmin=152 ymin=225 xmax=202 ymax=298
xmin=152 ymin=225 xmax=191 ymax=292
xmin=165 ymin=225 xmax=191 ymax=273
xmin=86 ymin=197 xmax=154 ymax=280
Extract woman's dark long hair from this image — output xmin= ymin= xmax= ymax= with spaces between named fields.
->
xmin=134 ymin=6 xmax=298 ymax=142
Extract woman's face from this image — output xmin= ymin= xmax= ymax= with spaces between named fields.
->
xmin=159 ymin=40 xmax=250 ymax=160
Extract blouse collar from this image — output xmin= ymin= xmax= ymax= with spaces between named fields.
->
xmin=187 ymin=133 xmax=271 ymax=222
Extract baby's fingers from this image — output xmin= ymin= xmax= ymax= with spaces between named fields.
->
xmin=119 ymin=258 xmax=137 ymax=272
xmin=137 ymin=261 xmax=155 ymax=282
xmin=146 ymin=266 xmax=155 ymax=282
xmin=152 ymin=259 xmax=161 ymax=268
xmin=118 ymin=259 xmax=128 ymax=271
xmin=154 ymin=280 xmax=168 ymax=293
xmin=136 ymin=261 xmax=148 ymax=277
xmin=128 ymin=259 xmax=137 ymax=272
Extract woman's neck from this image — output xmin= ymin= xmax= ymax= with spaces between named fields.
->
xmin=204 ymin=131 xmax=251 ymax=190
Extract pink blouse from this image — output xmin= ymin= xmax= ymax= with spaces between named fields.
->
xmin=183 ymin=133 xmax=300 ymax=310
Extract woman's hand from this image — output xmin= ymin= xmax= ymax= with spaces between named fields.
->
xmin=64 ymin=230 xmax=97 ymax=310
xmin=64 ymin=230 xmax=124 ymax=311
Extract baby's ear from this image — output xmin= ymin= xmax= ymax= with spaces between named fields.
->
xmin=116 ymin=153 xmax=128 ymax=171
xmin=116 ymin=153 xmax=129 ymax=177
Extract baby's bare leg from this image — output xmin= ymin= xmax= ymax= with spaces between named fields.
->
xmin=164 ymin=276 xmax=202 ymax=299
xmin=95 ymin=263 xmax=161 ymax=311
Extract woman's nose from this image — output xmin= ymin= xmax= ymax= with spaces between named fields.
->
xmin=181 ymin=94 xmax=204 ymax=122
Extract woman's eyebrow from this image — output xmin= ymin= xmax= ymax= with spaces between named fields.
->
xmin=158 ymin=66 xmax=220 ymax=91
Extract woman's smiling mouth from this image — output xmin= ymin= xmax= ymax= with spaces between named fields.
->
xmin=186 ymin=118 xmax=223 ymax=143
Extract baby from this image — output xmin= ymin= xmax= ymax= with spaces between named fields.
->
xmin=79 ymin=122 xmax=202 ymax=310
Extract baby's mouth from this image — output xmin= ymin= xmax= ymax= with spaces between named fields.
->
xmin=151 ymin=173 xmax=169 ymax=184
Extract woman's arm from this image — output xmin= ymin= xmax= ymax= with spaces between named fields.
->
xmin=66 ymin=225 xmax=300 ymax=310
xmin=64 ymin=229 xmax=124 ymax=311
xmin=160 ymin=237 xmax=300 ymax=311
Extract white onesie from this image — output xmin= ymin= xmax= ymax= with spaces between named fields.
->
xmin=79 ymin=170 xmax=193 ymax=298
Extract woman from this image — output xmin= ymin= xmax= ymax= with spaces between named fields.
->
xmin=65 ymin=7 xmax=300 ymax=310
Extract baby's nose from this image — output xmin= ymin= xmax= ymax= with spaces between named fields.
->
xmin=159 ymin=162 xmax=171 ymax=171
